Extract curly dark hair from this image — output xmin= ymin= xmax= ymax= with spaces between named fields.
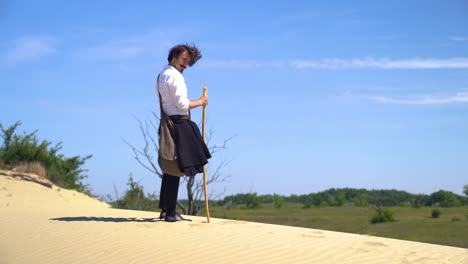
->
xmin=167 ymin=43 xmax=202 ymax=66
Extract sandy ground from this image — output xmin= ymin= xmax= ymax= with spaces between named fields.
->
xmin=1 ymin=171 xmax=467 ymax=264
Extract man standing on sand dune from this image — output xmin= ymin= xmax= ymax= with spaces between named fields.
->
xmin=156 ymin=43 xmax=211 ymax=222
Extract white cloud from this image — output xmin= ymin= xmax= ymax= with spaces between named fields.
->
xmin=290 ymin=57 xmax=468 ymax=69
xmin=372 ymin=35 xmax=397 ymax=41
xmin=449 ymin=36 xmax=467 ymax=42
xmin=85 ymin=43 xmax=143 ymax=60
xmin=201 ymin=57 xmax=468 ymax=70
xmin=78 ymin=31 xmax=178 ymax=61
xmin=5 ymin=36 xmax=56 ymax=63
xmin=200 ymin=59 xmax=282 ymax=68
xmin=366 ymin=92 xmax=468 ymax=105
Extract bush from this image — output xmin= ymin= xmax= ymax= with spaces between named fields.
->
xmin=431 ymin=209 xmax=441 ymax=218
xmin=0 ymin=159 xmax=10 ymax=170
xmin=353 ymin=194 xmax=369 ymax=207
xmin=411 ymin=194 xmax=429 ymax=208
xmin=302 ymin=200 xmax=313 ymax=209
xmin=334 ymin=192 xmax=346 ymax=206
xmin=312 ymin=195 xmax=324 ymax=207
xmin=244 ymin=193 xmax=261 ymax=209
xmin=370 ymin=206 xmax=395 ymax=224
xmin=429 ymin=190 xmax=462 ymax=207
xmin=0 ymin=121 xmax=91 ymax=192
xmin=273 ymin=194 xmax=285 ymax=208
xmin=113 ymin=175 xmax=158 ymax=211
xmin=14 ymin=161 xmax=47 ymax=177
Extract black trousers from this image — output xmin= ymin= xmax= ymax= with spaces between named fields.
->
xmin=159 ymin=173 xmax=180 ymax=210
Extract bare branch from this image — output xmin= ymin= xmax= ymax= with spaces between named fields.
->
xmin=209 ymin=135 xmax=236 ymax=155
xmin=121 ymin=137 xmax=158 ymax=175
xmin=121 ymin=116 xmax=163 ymax=178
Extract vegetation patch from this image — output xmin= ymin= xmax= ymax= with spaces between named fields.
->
xmin=431 ymin=208 xmax=441 ymax=219
xmin=370 ymin=206 xmax=395 ymax=224
xmin=0 ymin=121 xmax=91 ymax=193
xmin=208 ymin=203 xmax=468 ymax=248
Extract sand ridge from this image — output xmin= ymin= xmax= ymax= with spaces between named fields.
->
xmin=1 ymin=172 xmax=467 ymax=264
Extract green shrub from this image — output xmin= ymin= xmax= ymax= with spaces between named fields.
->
xmin=244 ymin=193 xmax=261 ymax=209
xmin=273 ymin=194 xmax=285 ymax=208
xmin=370 ymin=206 xmax=395 ymax=224
xmin=0 ymin=121 xmax=91 ymax=193
xmin=411 ymin=194 xmax=429 ymax=208
xmin=334 ymin=192 xmax=346 ymax=206
xmin=429 ymin=190 xmax=462 ymax=207
xmin=353 ymin=194 xmax=369 ymax=207
xmin=431 ymin=209 xmax=441 ymax=218
xmin=302 ymin=200 xmax=313 ymax=209
xmin=0 ymin=158 xmax=10 ymax=170
xmin=113 ymin=175 xmax=158 ymax=211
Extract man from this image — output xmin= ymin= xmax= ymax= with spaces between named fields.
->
xmin=156 ymin=43 xmax=211 ymax=222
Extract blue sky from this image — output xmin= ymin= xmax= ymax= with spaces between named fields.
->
xmin=1 ymin=1 xmax=468 ymax=199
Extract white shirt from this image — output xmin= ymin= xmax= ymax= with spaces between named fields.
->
xmin=156 ymin=65 xmax=190 ymax=116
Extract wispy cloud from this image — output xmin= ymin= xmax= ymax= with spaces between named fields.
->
xmin=372 ymin=35 xmax=397 ymax=41
xmin=202 ymin=57 xmax=468 ymax=70
xmin=78 ymin=30 xmax=187 ymax=61
xmin=5 ymin=36 xmax=56 ymax=63
xmin=84 ymin=42 xmax=144 ymax=60
xmin=290 ymin=57 xmax=468 ymax=69
xmin=365 ymin=92 xmax=468 ymax=105
xmin=201 ymin=59 xmax=283 ymax=68
xmin=449 ymin=36 xmax=467 ymax=42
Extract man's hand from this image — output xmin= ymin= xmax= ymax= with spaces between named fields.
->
xmin=199 ymin=95 xmax=208 ymax=106
xmin=189 ymin=95 xmax=208 ymax=109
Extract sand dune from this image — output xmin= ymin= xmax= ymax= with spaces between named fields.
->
xmin=1 ymin=171 xmax=467 ymax=264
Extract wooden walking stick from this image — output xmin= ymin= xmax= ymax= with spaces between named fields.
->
xmin=202 ymin=86 xmax=210 ymax=223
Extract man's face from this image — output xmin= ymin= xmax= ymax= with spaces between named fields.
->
xmin=171 ymin=50 xmax=191 ymax=73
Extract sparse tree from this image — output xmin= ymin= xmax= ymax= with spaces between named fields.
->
xmin=273 ymin=194 xmax=285 ymax=208
xmin=463 ymin=184 xmax=468 ymax=197
xmin=113 ymin=173 xmax=159 ymax=212
xmin=411 ymin=194 xmax=429 ymax=208
xmin=123 ymin=112 xmax=232 ymax=215
xmin=353 ymin=193 xmax=369 ymax=207
xmin=370 ymin=204 xmax=395 ymax=224
xmin=429 ymin=190 xmax=461 ymax=207
xmin=244 ymin=193 xmax=261 ymax=209
xmin=335 ymin=191 xmax=346 ymax=206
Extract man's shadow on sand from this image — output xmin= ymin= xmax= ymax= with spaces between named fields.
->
xmin=50 ymin=216 xmax=161 ymax=223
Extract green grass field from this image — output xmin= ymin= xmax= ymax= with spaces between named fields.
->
xmin=208 ymin=203 xmax=468 ymax=248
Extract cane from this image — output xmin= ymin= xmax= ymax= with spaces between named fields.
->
xmin=202 ymin=86 xmax=210 ymax=223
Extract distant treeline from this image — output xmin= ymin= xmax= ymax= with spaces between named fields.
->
xmin=217 ymin=188 xmax=468 ymax=208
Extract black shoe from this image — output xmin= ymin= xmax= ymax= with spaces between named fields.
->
xmin=164 ymin=215 xmax=177 ymax=222
xmin=162 ymin=212 xmax=192 ymax=222
xmin=175 ymin=213 xmax=192 ymax=222
xmin=159 ymin=210 xmax=166 ymax=220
